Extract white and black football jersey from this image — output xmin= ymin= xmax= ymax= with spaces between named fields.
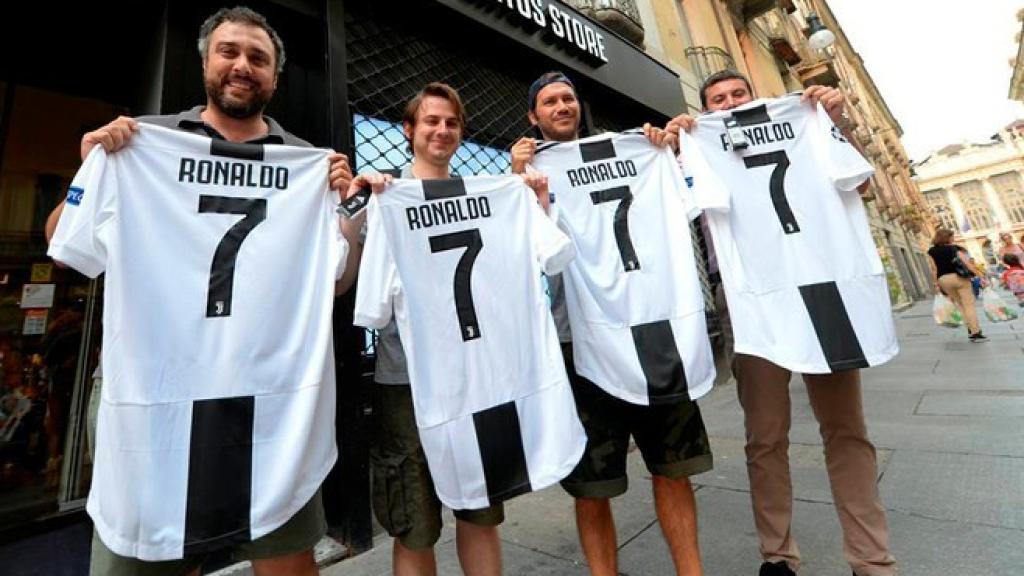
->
xmin=354 ymin=175 xmax=586 ymax=510
xmin=680 ymin=94 xmax=898 ymax=373
xmin=532 ymin=132 xmax=715 ymax=406
xmin=48 ymin=124 xmax=345 ymax=560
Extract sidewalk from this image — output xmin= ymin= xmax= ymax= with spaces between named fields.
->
xmin=321 ymin=297 xmax=1024 ymax=576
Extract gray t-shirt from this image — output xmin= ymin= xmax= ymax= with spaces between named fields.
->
xmin=546 ymin=273 xmax=572 ymax=344
xmin=371 ymin=166 xmax=415 ymax=384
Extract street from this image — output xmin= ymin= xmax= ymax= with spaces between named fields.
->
xmin=323 ymin=296 xmax=1024 ymax=576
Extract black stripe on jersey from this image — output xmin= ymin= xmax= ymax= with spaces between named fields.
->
xmin=210 ymin=139 xmax=265 ymax=161
xmin=579 ymin=139 xmax=617 ymax=163
xmin=798 ymin=282 xmax=870 ymax=372
xmin=184 ymin=396 xmax=254 ymax=555
xmin=535 ymin=141 xmax=560 ymax=154
xmin=473 ymin=401 xmax=532 ymax=504
xmin=631 ymin=319 xmax=690 ymax=403
xmin=423 ymin=177 xmax=468 ymax=200
xmin=730 ymin=104 xmax=771 ymax=127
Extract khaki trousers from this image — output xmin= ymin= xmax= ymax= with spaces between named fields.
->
xmin=734 ymin=354 xmax=897 ymax=576
xmin=937 ymin=273 xmax=981 ymax=334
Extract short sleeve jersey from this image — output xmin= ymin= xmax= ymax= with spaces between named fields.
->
xmin=353 ymin=175 xmax=586 ymax=509
xmin=532 ymin=132 xmax=716 ymax=406
xmin=48 ymin=123 xmax=346 ymax=560
xmin=680 ymin=94 xmax=898 ymax=373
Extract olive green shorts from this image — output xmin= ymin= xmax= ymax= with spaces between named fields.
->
xmin=89 ymin=489 xmax=326 ymax=576
xmin=559 ymin=344 xmax=714 ymax=499
xmin=371 ymin=384 xmax=504 ymax=550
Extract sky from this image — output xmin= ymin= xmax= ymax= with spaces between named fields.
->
xmin=829 ymin=0 xmax=1024 ymax=162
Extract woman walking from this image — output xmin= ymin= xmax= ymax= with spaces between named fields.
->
xmin=928 ymin=228 xmax=988 ymax=342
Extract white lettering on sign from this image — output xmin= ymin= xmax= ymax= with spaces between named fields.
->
xmin=483 ymin=0 xmax=609 ymax=63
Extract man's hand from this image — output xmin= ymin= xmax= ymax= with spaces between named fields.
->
xmin=665 ymin=114 xmax=697 ymax=137
xmin=519 ymin=172 xmax=550 ymax=211
xmin=344 ymin=172 xmax=393 ymax=200
xmin=510 ymin=137 xmax=536 ymax=175
xmin=802 ymin=85 xmax=846 ymax=125
xmin=328 ymin=153 xmax=353 ymax=194
xmin=81 ymin=116 xmax=139 ymax=161
xmin=643 ymin=122 xmax=678 ymax=152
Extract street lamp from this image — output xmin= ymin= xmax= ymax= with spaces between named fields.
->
xmin=806 ymin=12 xmax=836 ymax=50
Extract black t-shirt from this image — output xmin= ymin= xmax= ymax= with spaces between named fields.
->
xmin=928 ymin=244 xmax=966 ymax=277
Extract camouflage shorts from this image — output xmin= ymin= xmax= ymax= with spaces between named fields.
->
xmin=371 ymin=384 xmax=504 ymax=550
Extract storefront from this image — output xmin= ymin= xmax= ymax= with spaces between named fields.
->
xmin=0 ymin=0 xmax=683 ymax=570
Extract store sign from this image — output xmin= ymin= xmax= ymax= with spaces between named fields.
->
xmin=435 ymin=0 xmax=686 ymax=117
xmin=462 ymin=0 xmax=609 ymax=65
xmin=20 ymin=284 xmax=56 ymax=309
xmin=31 ymin=263 xmax=53 ymax=282
xmin=23 ymin=310 xmax=48 ymax=336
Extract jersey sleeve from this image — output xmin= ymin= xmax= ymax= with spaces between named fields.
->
xmin=353 ymin=201 xmax=397 ymax=329
xmin=662 ymin=147 xmax=701 ymax=221
xmin=47 ymin=146 xmax=115 ymax=278
xmin=678 ymin=132 xmax=731 ymax=213
xmin=530 ymin=195 xmax=575 ymax=276
xmin=812 ymin=103 xmax=875 ymax=192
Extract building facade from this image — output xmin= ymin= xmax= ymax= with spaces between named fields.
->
xmin=914 ymin=123 xmax=1024 ymax=267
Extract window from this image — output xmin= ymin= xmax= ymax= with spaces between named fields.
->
xmin=991 ymin=172 xmax=1024 ymax=224
xmin=924 ymin=190 xmax=957 ymax=230
xmin=954 ymin=181 xmax=995 ymax=230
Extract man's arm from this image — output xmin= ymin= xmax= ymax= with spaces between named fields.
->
xmin=48 ymin=117 xmax=140 ymax=244
xmin=45 ymin=201 xmax=65 ymax=244
xmin=335 ymin=172 xmax=393 ymax=296
xmin=509 ymin=137 xmax=552 ymax=211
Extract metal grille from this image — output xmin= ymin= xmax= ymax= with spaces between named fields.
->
xmin=346 ymin=7 xmax=531 ymax=176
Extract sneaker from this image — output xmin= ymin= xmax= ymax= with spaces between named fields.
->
xmin=759 ymin=561 xmax=796 ymax=576
xmin=969 ymin=332 xmax=988 ymax=343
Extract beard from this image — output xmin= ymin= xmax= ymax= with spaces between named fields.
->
xmin=205 ymin=75 xmax=272 ymax=119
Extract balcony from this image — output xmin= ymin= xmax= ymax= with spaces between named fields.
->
xmin=753 ymin=9 xmax=804 ymax=66
xmin=685 ymin=46 xmax=738 ymax=83
xmin=795 ymin=59 xmax=839 ymax=87
xmin=726 ymin=0 xmax=790 ymax=21
xmin=770 ymin=37 xmax=801 ymax=65
xmin=565 ymin=0 xmax=645 ymax=46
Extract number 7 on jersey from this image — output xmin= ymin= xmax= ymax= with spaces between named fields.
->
xmin=199 ymin=195 xmax=267 ymax=318
xmin=429 ymin=229 xmax=483 ymax=341
xmin=743 ymin=151 xmax=799 ymax=234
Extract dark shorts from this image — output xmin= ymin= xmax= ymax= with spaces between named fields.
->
xmin=90 ymin=489 xmax=326 ymax=575
xmin=371 ymin=384 xmax=504 ymax=550
xmin=559 ymin=344 xmax=713 ymax=499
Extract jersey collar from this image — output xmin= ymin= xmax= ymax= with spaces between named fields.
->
xmin=174 ymin=106 xmax=287 ymax=145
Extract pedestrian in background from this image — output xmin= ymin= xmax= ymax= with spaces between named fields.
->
xmin=1000 ymin=254 xmax=1024 ymax=306
xmin=927 ymin=228 xmax=988 ymax=342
